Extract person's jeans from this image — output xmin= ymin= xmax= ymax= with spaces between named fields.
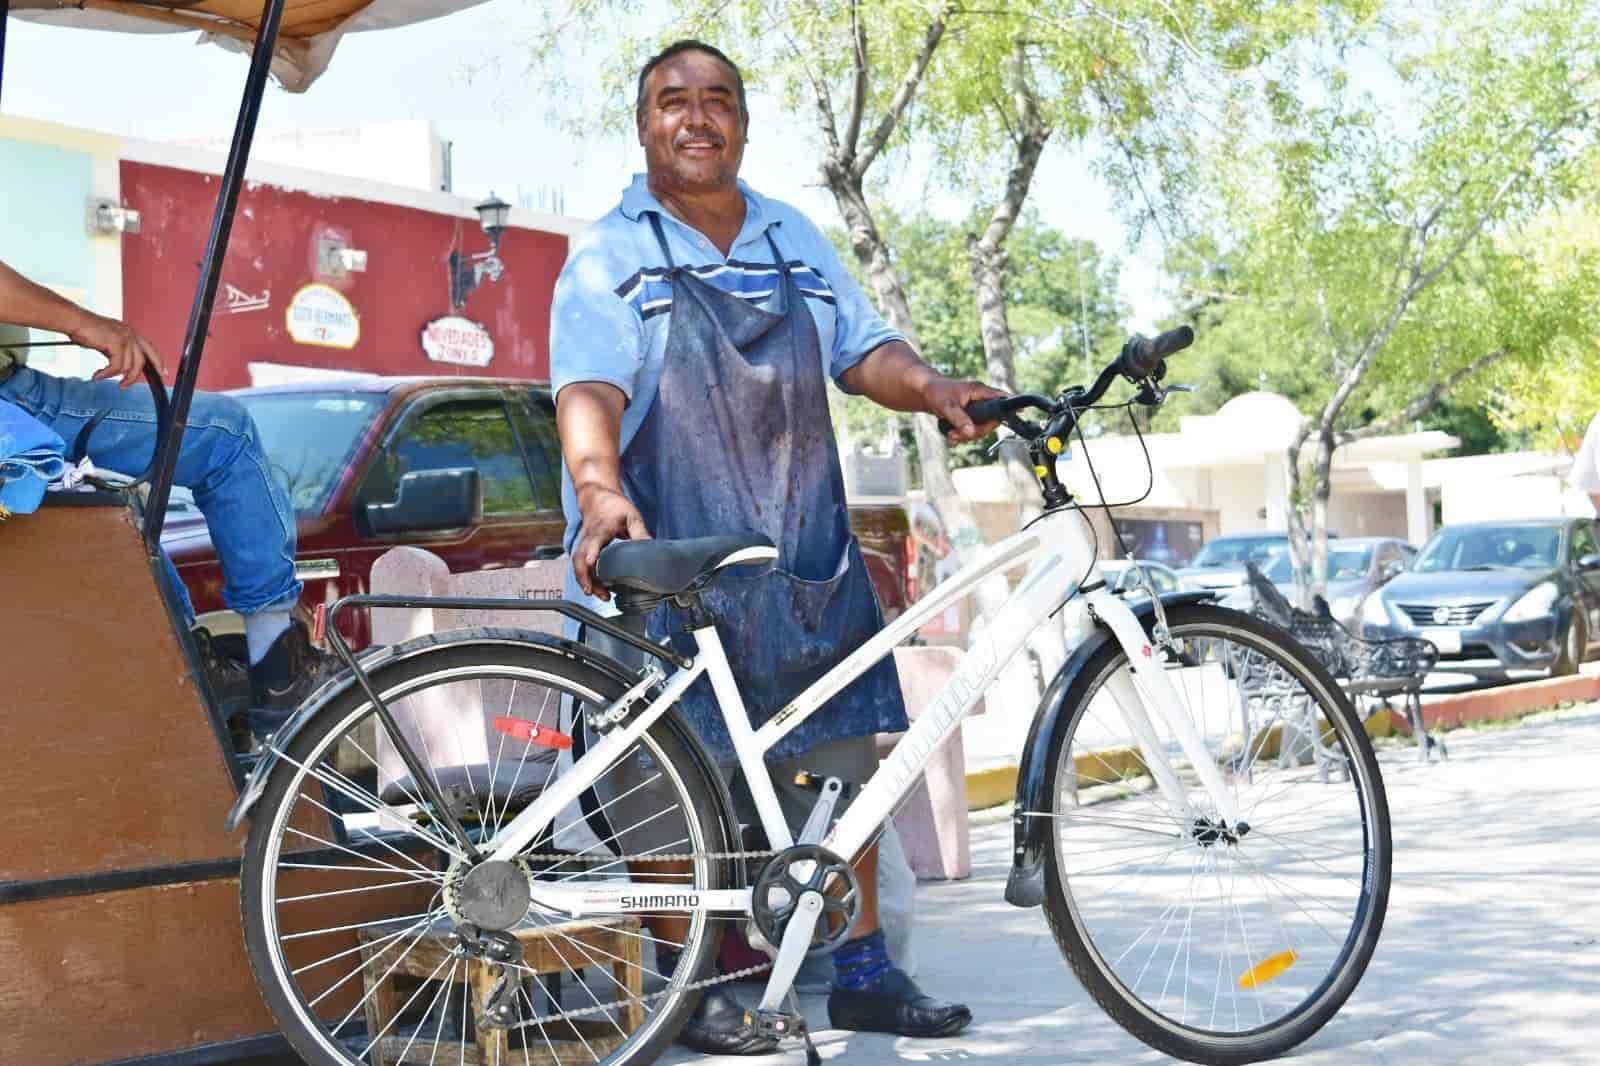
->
xmin=0 ymin=366 xmax=301 ymax=624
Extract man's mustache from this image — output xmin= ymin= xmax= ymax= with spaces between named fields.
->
xmin=675 ymin=130 xmax=726 ymax=149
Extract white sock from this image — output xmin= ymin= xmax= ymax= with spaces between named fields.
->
xmin=244 ymin=608 xmax=294 ymax=665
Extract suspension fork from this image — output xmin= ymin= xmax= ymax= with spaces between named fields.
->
xmin=1086 ymin=589 xmax=1244 ymax=830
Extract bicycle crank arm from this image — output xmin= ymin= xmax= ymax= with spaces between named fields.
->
xmin=757 ymin=890 xmax=824 ymax=1013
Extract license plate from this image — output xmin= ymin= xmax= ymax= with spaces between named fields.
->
xmin=1421 ymin=628 xmax=1462 ymax=655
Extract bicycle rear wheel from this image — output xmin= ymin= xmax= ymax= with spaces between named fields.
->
xmin=1041 ymin=604 xmax=1390 ymax=1064
xmin=239 ymin=634 xmax=735 ymax=1066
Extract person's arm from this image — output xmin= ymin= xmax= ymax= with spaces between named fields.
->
xmin=555 ymin=382 xmax=651 ymax=599
xmin=839 ymin=339 xmax=1005 ymax=442
xmin=0 ymin=259 xmax=163 ymax=387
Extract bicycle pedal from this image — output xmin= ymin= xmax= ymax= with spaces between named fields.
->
xmin=793 ymin=770 xmax=852 ymax=799
xmin=748 ymin=1007 xmax=806 ymax=1041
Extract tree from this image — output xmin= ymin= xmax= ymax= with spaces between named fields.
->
xmin=1179 ymin=0 xmax=1600 ymax=596
xmin=518 ymin=0 xmax=1369 ymax=561
xmin=828 ymin=208 xmax=1126 ymax=469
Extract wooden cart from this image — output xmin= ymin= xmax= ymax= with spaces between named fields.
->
xmin=0 ymin=3 xmax=483 ymax=1061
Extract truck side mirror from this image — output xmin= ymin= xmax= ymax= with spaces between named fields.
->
xmin=365 ymin=467 xmax=481 ymax=535
xmin=1578 ymin=552 xmax=1600 ymax=572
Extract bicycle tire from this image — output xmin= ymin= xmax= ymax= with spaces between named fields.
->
xmin=239 ymin=635 xmax=733 ymax=1066
xmin=1040 ymin=604 xmax=1391 ymax=1064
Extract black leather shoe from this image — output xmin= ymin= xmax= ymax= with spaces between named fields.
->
xmin=675 ymin=985 xmax=780 ymax=1056
xmin=827 ymin=968 xmax=972 ymax=1038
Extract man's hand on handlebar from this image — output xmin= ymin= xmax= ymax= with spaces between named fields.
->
xmin=573 ymin=486 xmax=651 ymax=600
xmin=73 ymin=310 xmax=166 ymax=389
xmin=925 ymin=378 xmax=1008 ymax=443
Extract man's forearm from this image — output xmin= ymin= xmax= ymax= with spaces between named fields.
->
xmin=839 ymin=340 xmax=940 ymax=411
xmin=0 ymin=260 xmax=91 ymax=335
xmin=555 ymin=381 xmax=629 ymax=507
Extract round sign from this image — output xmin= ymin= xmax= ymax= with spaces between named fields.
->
xmin=285 ymin=283 xmax=360 ymax=349
xmin=421 ymin=315 xmax=495 ymax=368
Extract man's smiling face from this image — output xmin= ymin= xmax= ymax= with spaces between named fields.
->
xmin=638 ymin=48 xmax=747 ymax=195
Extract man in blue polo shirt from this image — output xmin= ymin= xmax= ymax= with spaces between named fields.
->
xmin=551 ymin=39 xmax=1000 ymax=1055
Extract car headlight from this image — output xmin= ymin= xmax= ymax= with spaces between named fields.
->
xmin=1502 ymin=581 xmax=1559 ymax=623
xmin=1361 ymin=592 xmax=1391 ymax=627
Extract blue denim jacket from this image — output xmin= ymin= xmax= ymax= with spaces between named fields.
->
xmin=0 ymin=398 xmax=65 ymax=516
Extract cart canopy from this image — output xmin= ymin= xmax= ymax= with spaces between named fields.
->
xmin=11 ymin=0 xmax=491 ymax=91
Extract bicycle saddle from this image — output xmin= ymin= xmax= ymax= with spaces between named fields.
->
xmin=597 ymin=533 xmax=777 ymax=597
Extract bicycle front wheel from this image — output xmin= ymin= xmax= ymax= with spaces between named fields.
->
xmin=240 ymin=634 xmax=735 ymax=1066
xmin=1041 ymin=604 xmax=1390 ymax=1064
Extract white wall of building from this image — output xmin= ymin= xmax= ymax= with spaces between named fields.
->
xmin=1326 ymin=491 xmax=1410 ymax=540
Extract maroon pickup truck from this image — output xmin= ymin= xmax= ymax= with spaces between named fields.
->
xmin=162 ymin=376 xmax=911 ymax=649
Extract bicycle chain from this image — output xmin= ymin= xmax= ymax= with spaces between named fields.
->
xmin=499 ymin=846 xmax=781 ymax=1031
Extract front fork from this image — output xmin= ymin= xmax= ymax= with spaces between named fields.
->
xmin=1084 ymin=587 xmax=1244 ymax=831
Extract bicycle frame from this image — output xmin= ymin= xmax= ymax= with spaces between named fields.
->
xmin=485 ymin=504 xmax=1245 ymax=921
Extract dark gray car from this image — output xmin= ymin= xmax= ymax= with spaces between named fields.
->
xmin=1221 ymin=536 xmax=1416 ymax=630
xmin=1360 ymin=517 xmax=1600 ymax=679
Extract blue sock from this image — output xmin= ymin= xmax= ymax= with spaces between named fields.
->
xmin=832 ymin=929 xmax=892 ymax=991
xmin=244 ymin=607 xmax=293 ymax=665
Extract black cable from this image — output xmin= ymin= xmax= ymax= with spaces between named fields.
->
xmin=1069 ymin=399 xmax=1160 ymax=584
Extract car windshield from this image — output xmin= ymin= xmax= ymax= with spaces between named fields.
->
xmin=1190 ymin=536 xmax=1286 ymax=568
xmin=1415 ymin=525 xmax=1561 ymax=573
xmin=1263 ymin=546 xmax=1373 ymax=583
xmin=238 ymin=392 xmax=383 ymax=513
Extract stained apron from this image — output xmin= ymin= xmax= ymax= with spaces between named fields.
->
xmin=611 ymin=213 xmax=906 ymax=764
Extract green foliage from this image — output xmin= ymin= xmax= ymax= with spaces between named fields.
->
xmin=824 ymin=208 xmax=1125 ymax=470
xmin=1163 ymin=0 xmax=1600 ymax=455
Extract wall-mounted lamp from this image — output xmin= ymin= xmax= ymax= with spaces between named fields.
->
xmin=87 ymin=197 xmax=141 ymax=236
xmin=448 ymin=193 xmax=512 ymax=310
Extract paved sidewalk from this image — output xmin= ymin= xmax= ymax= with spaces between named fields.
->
xmin=665 ymin=707 xmax=1600 ymax=1066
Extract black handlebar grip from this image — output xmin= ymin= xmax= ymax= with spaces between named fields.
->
xmin=936 ymin=396 xmax=1013 ymax=435
xmin=1121 ymin=325 xmax=1195 ymax=378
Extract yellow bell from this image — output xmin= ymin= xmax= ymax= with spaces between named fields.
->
xmin=1046 ymin=436 xmax=1063 ymax=455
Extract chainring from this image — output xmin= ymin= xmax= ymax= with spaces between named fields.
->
xmin=751 ymin=844 xmax=861 ymax=955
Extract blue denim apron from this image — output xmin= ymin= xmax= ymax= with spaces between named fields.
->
xmin=620 ymin=213 xmax=907 ymax=764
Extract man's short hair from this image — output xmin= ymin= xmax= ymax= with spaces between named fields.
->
xmin=635 ymin=39 xmax=748 ymax=128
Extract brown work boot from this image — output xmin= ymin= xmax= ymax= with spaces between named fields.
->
xmin=246 ymin=620 xmax=341 ymax=731
xmin=193 ymin=626 xmax=253 ymax=723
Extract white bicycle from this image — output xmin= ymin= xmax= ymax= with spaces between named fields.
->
xmin=230 ymin=326 xmax=1391 ymax=1066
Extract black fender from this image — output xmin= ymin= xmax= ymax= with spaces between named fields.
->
xmin=1004 ymin=591 xmax=1215 ymax=908
xmin=223 ymin=627 xmax=747 ymax=883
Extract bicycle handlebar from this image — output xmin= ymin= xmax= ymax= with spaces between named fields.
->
xmin=1118 ymin=325 xmax=1194 ymax=379
xmin=937 ymin=326 xmax=1196 ymax=439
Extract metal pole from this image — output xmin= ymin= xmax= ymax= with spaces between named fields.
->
xmin=141 ymin=0 xmax=286 ymax=547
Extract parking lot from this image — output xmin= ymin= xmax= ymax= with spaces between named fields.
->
xmin=668 ymin=705 xmax=1600 ymax=1066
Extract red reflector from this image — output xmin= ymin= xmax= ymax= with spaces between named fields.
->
xmin=312 ymin=604 xmax=327 ymax=645
xmin=493 ymin=716 xmax=573 ymax=750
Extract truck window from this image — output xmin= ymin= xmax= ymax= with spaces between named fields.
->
xmin=510 ymin=394 xmax=562 ymax=511
xmin=379 ymin=399 xmax=536 ymax=516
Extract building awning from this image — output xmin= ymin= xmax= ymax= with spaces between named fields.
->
xmin=12 ymin=0 xmax=491 ymax=92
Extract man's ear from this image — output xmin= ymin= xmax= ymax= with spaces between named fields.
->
xmin=636 ymin=109 xmax=647 ymax=146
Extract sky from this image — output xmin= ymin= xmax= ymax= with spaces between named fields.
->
xmin=1 ymin=0 xmax=1168 ymax=332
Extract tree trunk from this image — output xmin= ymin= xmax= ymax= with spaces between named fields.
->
xmin=825 ymin=163 xmax=991 ymax=558
xmin=966 ymin=41 xmax=1052 ymax=526
xmin=969 ymin=239 xmax=1039 ymax=523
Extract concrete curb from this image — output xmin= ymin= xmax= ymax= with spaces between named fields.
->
xmin=1419 ymin=673 xmax=1600 ymax=730
xmin=964 ymin=674 xmax=1600 ymax=810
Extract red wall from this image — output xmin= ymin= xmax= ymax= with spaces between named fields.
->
xmin=119 ymin=161 xmax=567 ymax=390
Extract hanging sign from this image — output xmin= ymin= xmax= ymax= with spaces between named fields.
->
xmin=421 ymin=315 xmax=495 ymax=368
xmin=285 ymin=283 xmax=360 ymax=349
